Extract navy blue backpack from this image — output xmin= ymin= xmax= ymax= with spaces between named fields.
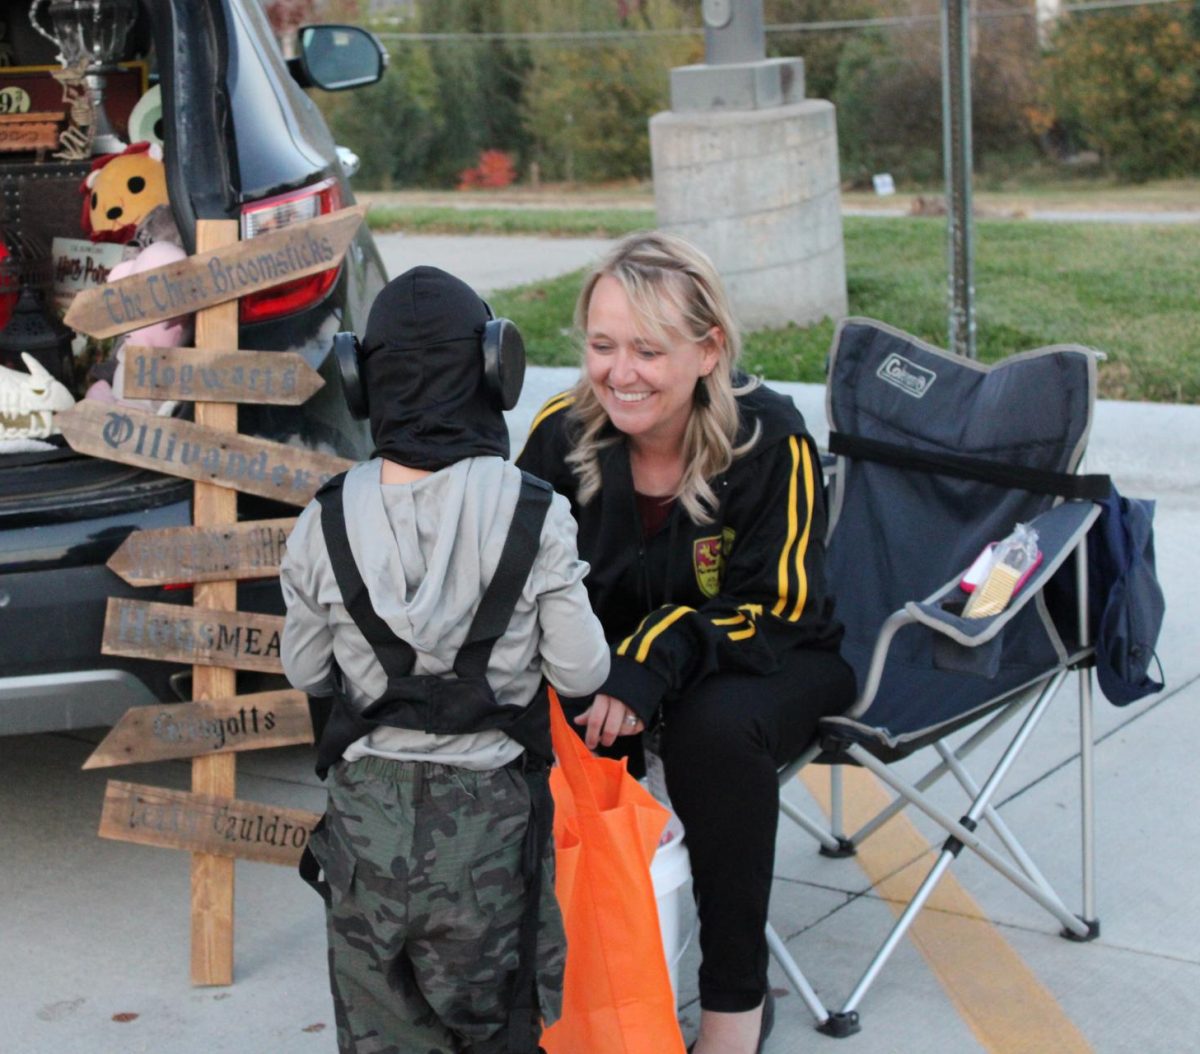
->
xmin=1088 ymin=485 xmax=1166 ymax=706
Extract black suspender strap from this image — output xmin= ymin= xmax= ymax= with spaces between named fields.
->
xmin=454 ymin=472 xmax=553 ymax=679
xmin=504 ymin=763 xmax=552 ymax=1054
xmin=315 ymin=473 xmax=417 ymax=680
xmin=311 ymin=469 xmax=556 ymax=769
xmin=316 ymin=470 xmax=553 ymax=681
xmin=306 ymin=470 xmax=557 ymax=1051
xmin=828 ymin=431 xmax=1112 ymax=501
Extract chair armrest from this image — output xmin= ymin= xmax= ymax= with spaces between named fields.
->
xmin=906 ymin=500 xmax=1100 ymax=646
xmin=846 ymin=500 xmax=1100 ymax=719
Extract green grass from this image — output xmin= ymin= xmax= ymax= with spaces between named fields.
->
xmin=486 ymin=216 xmax=1200 ymax=403
xmin=366 ymin=204 xmax=653 ymax=238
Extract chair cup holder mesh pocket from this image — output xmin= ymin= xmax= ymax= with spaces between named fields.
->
xmin=931 ymin=597 xmax=1004 ymax=678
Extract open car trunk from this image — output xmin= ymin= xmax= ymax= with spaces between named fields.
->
xmin=0 ymin=0 xmax=226 ymax=483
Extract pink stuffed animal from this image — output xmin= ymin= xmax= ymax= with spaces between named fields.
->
xmin=85 ymin=240 xmax=193 ymax=414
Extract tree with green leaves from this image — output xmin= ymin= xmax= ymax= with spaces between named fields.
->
xmin=1042 ymin=4 xmax=1200 ymax=180
xmin=833 ymin=1 xmax=1045 ymax=187
xmin=418 ymin=0 xmax=532 ymax=186
xmin=515 ymin=0 xmax=699 ymax=183
xmin=315 ymin=36 xmax=443 ymax=188
xmin=764 ymin=0 xmax=880 ymax=101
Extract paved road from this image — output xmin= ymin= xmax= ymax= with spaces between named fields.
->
xmin=373 ymin=232 xmax=614 ymax=293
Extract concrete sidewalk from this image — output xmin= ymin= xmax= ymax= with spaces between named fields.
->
xmin=4 ymin=373 xmax=1195 ymax=1054
xmin=4 ymin=234 xmax=1197 ymax=1052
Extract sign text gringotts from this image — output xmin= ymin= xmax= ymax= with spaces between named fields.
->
xmin=83 ymin=690 xmax=313 ymax=769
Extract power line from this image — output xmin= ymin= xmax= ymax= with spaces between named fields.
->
xmin=371 ymin=0 xmax=1193 ymax=42
xmin=770 ymin=0 xmax=1192 ymax=33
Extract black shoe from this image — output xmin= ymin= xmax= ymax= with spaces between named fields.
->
xmin=687 ymin=992 xmax=775 ymax=1054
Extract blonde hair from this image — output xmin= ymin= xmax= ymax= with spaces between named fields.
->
xmin=566 ymin=230 xmax=759 ymax=524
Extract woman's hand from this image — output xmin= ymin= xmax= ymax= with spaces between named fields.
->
xmin=574 ymin=693 xmax=644 ymax=750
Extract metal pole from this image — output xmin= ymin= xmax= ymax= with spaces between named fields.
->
xmin=703 ymin=0 xmax=765 ymax=64
xmin=941 ymin=0 xmax=976 ymax=358
xmin=1076 ymin=539 xmax=1097 ymax=921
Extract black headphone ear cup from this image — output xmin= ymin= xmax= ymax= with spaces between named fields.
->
xmin=332 ymin=331 xmax=369 ymax=420
xmin=481 ymin=317 xmax=526 ymax=411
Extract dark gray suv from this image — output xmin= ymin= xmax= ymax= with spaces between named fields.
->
xmin=0 ymin=1 xmax=387 ymax=733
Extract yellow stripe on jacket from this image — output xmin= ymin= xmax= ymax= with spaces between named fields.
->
xmin=528 ymin=393 xmax=575 ymax=436
xmin=771 ymin=435 xmax=815 ymax=621
xmin=617 ymin=606 xmax=695 ymax=663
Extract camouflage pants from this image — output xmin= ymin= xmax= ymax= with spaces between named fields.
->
xmin=308 ymin=755 xmax=565 ymax=1054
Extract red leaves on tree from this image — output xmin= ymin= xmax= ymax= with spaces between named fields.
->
xmin=265 ymin=0 xmax=316 ymax=36
xmin=457 ymin=150 xmax=518 ymax=190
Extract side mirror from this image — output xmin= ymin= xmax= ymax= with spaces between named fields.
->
xmin=289 ymin=24 xmax=387 ymax=92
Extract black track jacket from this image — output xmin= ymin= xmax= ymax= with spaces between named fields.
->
xmin=516 ymin=383 xmax=844 ymax=723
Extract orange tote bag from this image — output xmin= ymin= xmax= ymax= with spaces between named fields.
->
xmin=542 ymin=688 xmax=686 ymax=1054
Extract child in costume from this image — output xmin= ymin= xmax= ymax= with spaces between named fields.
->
xmin=281 ymin=266 xmax=609 ymax=1054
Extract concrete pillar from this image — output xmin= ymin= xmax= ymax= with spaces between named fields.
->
xmin=649 ymin=5 xmax=847 ymax=330
xmin=651 ymin=101 xmax=846 ymax=331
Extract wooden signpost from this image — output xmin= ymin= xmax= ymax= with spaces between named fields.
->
xmin=120 ymin=346 xmax=324 ymax=405
xmin=63 ymin=204 xmax=367 ymax=340
xmin=57 ymin=402 xmax=351 ymax=506
xmin=106 ymin=518 xmax=295 ymax=587
xmin=84 ymin=690 xmax=312 ymax=769
xmin=99 ymin=781 xmax=321 ymax=868
xmin=187 ymin=218 xmax=240 ymax=987
xmin=61 ymin=206 xmax=367 ymax=987
xmin=101 ymin=598 xmax=285 ymax=674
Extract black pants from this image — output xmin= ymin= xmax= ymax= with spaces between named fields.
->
xmin=659 ymin=646 xmax=856 ymax=1013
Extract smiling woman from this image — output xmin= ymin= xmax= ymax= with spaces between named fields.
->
xmin=584 ymin=273 xmax=718 ymax=465
xmin=517 ymin=231 xmax=857 ymax=1054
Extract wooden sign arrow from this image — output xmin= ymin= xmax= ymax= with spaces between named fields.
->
xmin=64 ymin=204 xmax=367 ymax=339
xmin=99 ymin=781 xmax=321 ymax=867
xmin=83 ymin=690 xmax=313 ymax=769
xmin=102 ymin=597 xmax=285 ymax=674
xmin=121 ymin=345 xmax=324 ymax=405
xmin=106 ymin=518 xmax=296 ymax=587
xmin=57 ymin=402 xmax=351 ymax=506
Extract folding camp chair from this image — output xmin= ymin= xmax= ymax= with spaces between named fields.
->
xmin=768 ymin=318 xmax=1107 ymax=1036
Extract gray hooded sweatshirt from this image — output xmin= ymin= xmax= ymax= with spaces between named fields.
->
xmin=280 ymin=456 xmax=609 ymax=770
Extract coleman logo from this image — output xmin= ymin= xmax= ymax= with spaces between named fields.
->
xmin=694 ymin=527 xmax=736 ymax=598
xmin=877 ymin=354 xmax=936 ymax=398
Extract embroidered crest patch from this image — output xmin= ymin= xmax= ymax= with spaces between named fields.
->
xmin=694 ymin=528 xmax=735 ymax=597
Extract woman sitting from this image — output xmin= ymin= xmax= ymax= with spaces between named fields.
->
xmin=518 ymin=231 xmax=855 ymax=1054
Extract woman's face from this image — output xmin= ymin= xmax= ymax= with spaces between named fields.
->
xmin=584 ymin=274 xmax=720 ymax=450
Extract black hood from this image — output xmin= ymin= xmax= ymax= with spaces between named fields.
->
xmin=361 ymin=266 xmax=508 ymax=470
xmin=734 ymin=377 xmax=809 ymax=448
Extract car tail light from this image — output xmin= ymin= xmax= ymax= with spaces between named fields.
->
xmin=239 ymin=178 xmax=343 ymax=324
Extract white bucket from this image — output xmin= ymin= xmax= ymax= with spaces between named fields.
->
xmin=650 ymin=811 xmax=693 ymax=1002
